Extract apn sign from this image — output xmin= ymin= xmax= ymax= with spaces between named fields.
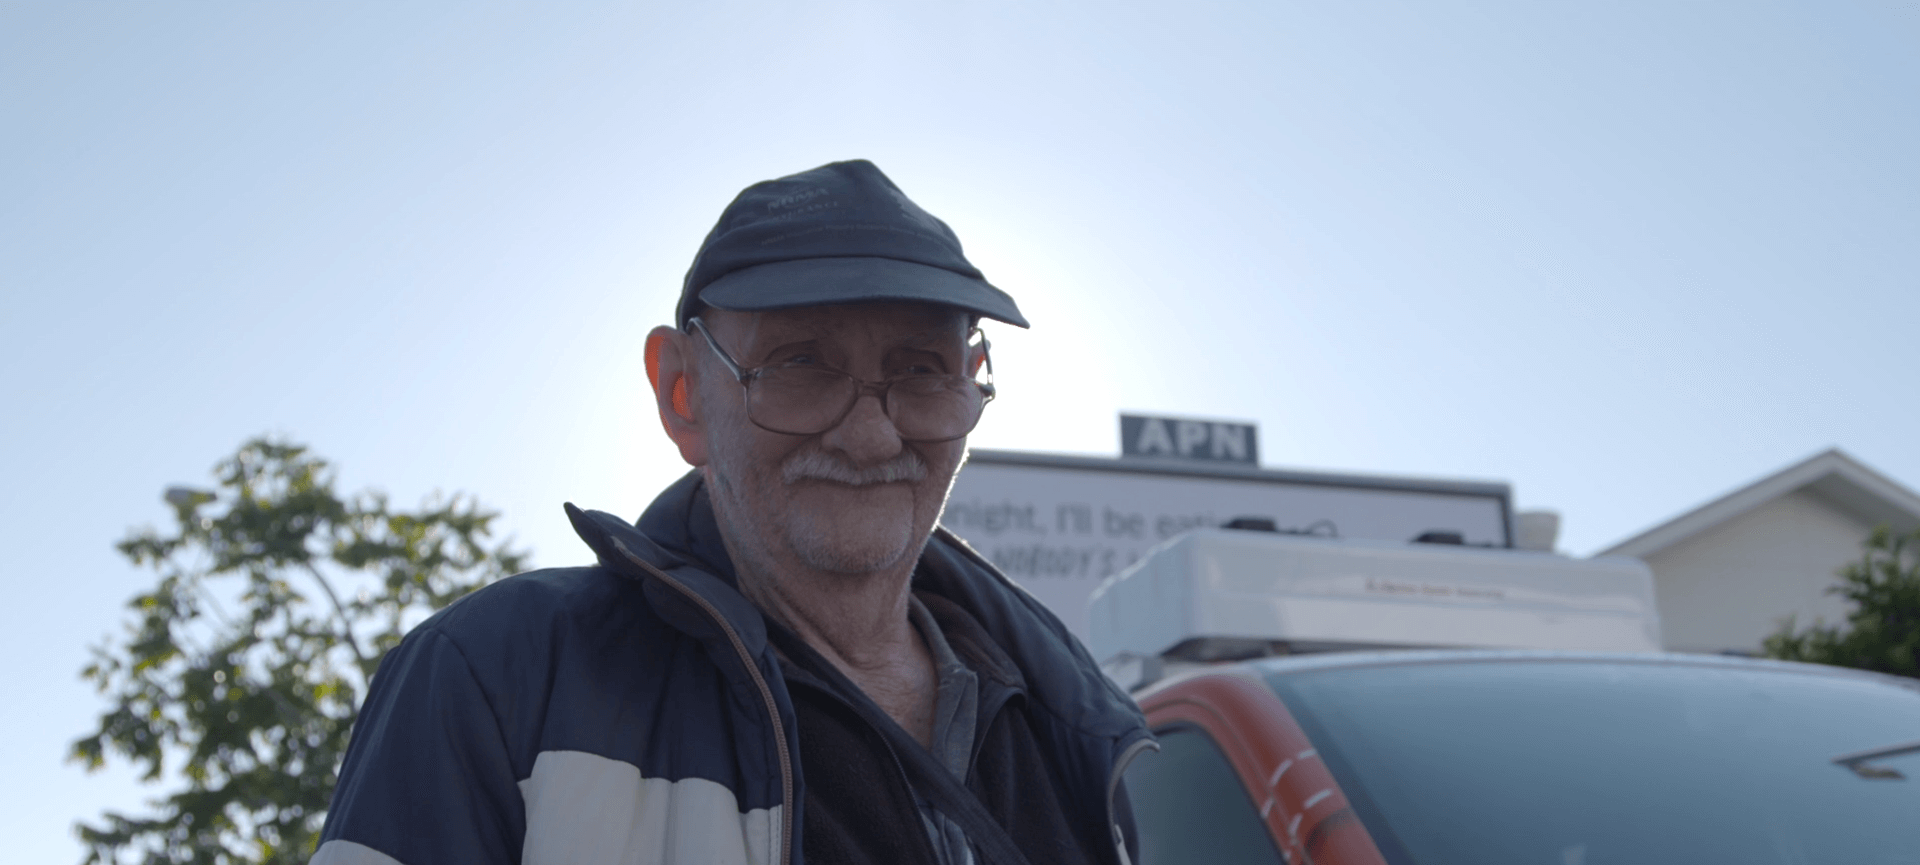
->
xmin=1120 ymin=414 xmax=1259 ymax=465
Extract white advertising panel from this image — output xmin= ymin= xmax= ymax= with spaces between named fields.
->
xmin=939 ymin=450 xmax=1512 ymax=644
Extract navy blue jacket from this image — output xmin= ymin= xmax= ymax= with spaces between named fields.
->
xmin=313 ymin=472 xmax=1152 ymax=865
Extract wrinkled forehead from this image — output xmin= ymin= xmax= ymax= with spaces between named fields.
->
xmin=702 ymin=301 xmax=973 ymax=349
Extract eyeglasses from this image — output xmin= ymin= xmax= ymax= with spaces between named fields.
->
xmin=687 ymin=317 xmax=996 ymax=443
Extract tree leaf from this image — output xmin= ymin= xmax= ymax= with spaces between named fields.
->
xmin=1764 ymin=524 xmax=1920 ymax=677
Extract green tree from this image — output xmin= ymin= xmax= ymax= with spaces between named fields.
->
xmin=1764 ymin=524 xmax=1920 ymax=677
xmin=71 ymin=438 xmax=529 ymax=864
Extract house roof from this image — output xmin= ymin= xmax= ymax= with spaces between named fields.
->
xmin=1597 ymin=449 xmax=1920 ymax=560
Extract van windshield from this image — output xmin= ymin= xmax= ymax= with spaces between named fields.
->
xmin=1264 ymin=659 xmax=1920 ymax=865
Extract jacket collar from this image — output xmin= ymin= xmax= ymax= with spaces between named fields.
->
xmin=634 ymin=469 xmax=738 ymax=584
xmin=914 ymin=529 xmax=1147 ymax=744
xmin=570 ymin=469 xmax=1146 ymax=745
xmin=563 ymin=471 xmax=767 ymax=655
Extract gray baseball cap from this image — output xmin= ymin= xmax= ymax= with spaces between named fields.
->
xmin=677 ymin=160 xmax=1029 ymax=330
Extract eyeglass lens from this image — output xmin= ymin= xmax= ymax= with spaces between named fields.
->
xmin=745 ymin=367 xmax=985 ymax=441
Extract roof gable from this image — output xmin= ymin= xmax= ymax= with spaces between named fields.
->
xmin=1598 ymin=449 xmax=1920 ymax=560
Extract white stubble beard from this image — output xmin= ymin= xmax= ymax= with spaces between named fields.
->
xmin=779 ymin=445 xmax=935 ymax=575
xmin=708 ymin=441 xmax=958 ymax=579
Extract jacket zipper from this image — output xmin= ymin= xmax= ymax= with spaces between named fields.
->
xmin=1106 ymin=736 xmax=1159 ymax=865
xmin=614 ymin=539 xmax=795 ymax=865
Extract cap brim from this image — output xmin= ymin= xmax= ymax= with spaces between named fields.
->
xmin=695 ymin=257 xmax=1030 ymax=328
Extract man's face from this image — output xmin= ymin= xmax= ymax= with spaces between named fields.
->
xmin=691 ymin=301 xmax=975 ymax=579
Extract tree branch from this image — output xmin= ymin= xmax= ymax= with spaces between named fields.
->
xmin=301 ymin=562 xmax=370 ymax=674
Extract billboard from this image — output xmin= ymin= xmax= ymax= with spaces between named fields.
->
xmin=940 ymin=449 xmax=1512 ymax=644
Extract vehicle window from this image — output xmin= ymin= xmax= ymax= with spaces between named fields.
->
xmin=1125 ymin=725 xmax=1285 ymax=865
xmin=1265 ymin=660 xmax=1920 ymax=865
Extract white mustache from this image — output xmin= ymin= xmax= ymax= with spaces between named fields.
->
xmin=782 ymin=448 xmax=928 ymax=486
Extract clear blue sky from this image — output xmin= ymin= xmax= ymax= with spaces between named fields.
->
xmin=5 ymin=2 xmax=1916 ymax=860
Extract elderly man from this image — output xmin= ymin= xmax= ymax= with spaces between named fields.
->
xmin=314 ymin=161 xmax=1151 ymax=865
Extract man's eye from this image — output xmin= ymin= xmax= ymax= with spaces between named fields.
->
xmin=778 ymin=354 xmax=821 ymax=366
xmin=895 ymin=363 xmax=942 ymax=377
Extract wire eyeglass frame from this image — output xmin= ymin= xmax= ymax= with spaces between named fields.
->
xmin=686 ymin=315 xmax=995 ymax=442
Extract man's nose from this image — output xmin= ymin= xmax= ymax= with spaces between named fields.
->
xmin=820 ymin=389 xmax=904 ymax=462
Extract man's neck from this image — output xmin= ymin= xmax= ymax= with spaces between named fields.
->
xmin=733 ymin=553 xmax=939 ymax=747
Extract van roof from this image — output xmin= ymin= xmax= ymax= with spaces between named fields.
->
xmin=1087 ymin=528 xmax=1664 ymax=668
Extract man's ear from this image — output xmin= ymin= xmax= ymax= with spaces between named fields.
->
xmin=967 ymin=332 xmax=990 ymax=379
xmin=645 ymin=326 xmax=708 ymax=467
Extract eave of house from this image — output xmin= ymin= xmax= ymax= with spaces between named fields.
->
xmin=1597 ymin=449 xmax=1920 ymax=561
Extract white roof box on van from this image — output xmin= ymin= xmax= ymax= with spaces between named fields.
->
xmin=1087 ymin=528 xmax=1663 ymax=669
